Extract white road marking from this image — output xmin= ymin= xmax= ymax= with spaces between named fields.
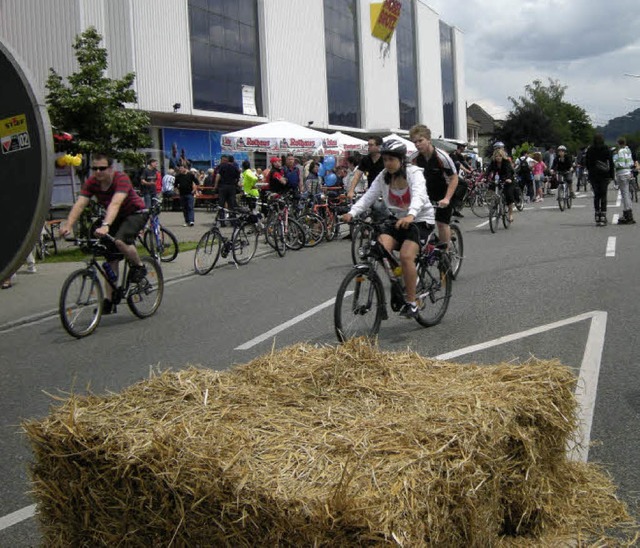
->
xmin=235 ymin=294 xmax=349 ymax=350
xmin=475 ymin=220 xmax=489 ymax=228
xmin=540 ymin=205 xmax=586 ymax=210
xmin=0 ymin=504 xmax=35 ymax=532
xmin=612 ymin=214 xmax=619 ymax=224
xmin=606 ymin=236 xmax=616 ymax=257
xmin=433 ymin=311 xmax=608 ymax=463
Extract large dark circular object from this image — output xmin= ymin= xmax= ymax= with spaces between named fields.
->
xmin=0 ymin=39 xmax=54 ymax=282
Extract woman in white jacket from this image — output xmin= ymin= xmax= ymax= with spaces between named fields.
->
xmin=342 ymin=139 xmax=435 ymax=318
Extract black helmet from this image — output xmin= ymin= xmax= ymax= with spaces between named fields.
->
xmin=380 ymin=139 xmax=407 ymax=159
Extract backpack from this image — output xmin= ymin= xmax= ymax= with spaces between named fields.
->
xmin=517 ymin=156 xmax=531 ymax=178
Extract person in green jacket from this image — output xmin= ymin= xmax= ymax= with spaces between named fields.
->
xmin=242 ymin=160 xmax=259 ymax=214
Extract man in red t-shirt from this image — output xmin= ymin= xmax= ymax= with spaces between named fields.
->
xmin=60 ymin=153 xmax=149 ymax=312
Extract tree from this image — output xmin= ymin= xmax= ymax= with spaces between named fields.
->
xmin=494 ymin=78 xmax=594 ymax=154
xmin=45 ymin=27 xmax=151 ymax=167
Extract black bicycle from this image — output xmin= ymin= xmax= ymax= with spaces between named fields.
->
xmin=59 ymin=236 xmax=164 ymax=338
xmin=194 ymin=206 xmax=261 ymax=275
xmin=334 ymin=220 xmax=453 ymax=342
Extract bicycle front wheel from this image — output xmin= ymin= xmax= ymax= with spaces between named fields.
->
xmin=194 ymin=229 xmax=222 ymax=275
xmin=334 ymin=267 xmax=385 ymax=343
xmin=489 ymin=203 xmax=500 ymax=233
xmin=59 ymin=268 xmax=103 ymax=338
xmin=449 ymin=223 xmax=464 ymax=280
xmin=298 ymin=213 xmax=325 ymax=247
xmin=471 ymin=192 xmax=491 ymax=218
xmin=232 ymin=222 xmax=259 ymax=265
xmin=351 ymin=223 xmax=374 ymax=265
xmin=127 ymin=256 xmax=164 ymax=318
xmin=557 ymin=186 xmax=565 ymax=211
xmin=273 ymin=219 xmax=287 ymax=257
xmin=414 ymin=257 xmax=452 ymax=327
xmin=285 ymin=218 xmax=305 ymax=250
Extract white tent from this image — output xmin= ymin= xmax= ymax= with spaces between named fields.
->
xmin=327 ymin=131 xmax=368 ymax=154
xmin=383 ymin=133 xmax=417 ymax=155
xmin=221 ymin=120 xmax=330 ymax=155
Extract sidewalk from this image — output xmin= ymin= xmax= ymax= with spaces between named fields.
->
xmin=0 ymin=210 xmax=273 ymax=331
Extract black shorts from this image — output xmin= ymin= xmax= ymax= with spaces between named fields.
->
xmin=111 ymin=211 xmax=148 ymax=245
xmin=435 ymin=204 xmax=453 ymax=224
xmin=380 ymin=222 xmax=433 ymax=247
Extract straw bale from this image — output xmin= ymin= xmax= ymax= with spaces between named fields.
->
xmin=24 ymin=339 xmax=637 ymax=546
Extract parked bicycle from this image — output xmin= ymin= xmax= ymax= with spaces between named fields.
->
xmin=334 ymin=219 xmax=453 ymax=342
xmin=194 ymin=205 xmax=261 ymax=275
xmin=136 ymin=197 xmax=179 ymax=262
xmin=263 ymin=194 xmax=305 ymax=256
xmin=556 ymin=172 xmax=572 ymax=211
xmin=59 ymin=235 xmax=164 ymax=338
xmin=35 ymin=222 xmax=59 ymax=260
xmin=488 ymin=179 xmax=511 ymax=233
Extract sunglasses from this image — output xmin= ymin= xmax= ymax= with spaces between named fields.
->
xmin=91 ymin=166 xmax=110 ymax=172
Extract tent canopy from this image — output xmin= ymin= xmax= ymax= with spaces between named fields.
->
xmin=222 ymin=121 xmax=330 ymax=155
xmin=383 ymin=133 xmax=417 ymax=154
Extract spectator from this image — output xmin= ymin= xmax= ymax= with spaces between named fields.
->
xmin=214 ymin=154 xmax=241 ymax=226
xmin=140 ymin=158 xmax=159 ymax=209
xmin=241 ymin=160 xmax=259 ymax=213
xmin=531 ymin=152 xmax=546 ymax=202
xmin=161 ymin=168 xmax=176 ymax=200
xmin=174 ymin=164 xmax=198 ymax=226
xmin=613 ymin=137 xmax=636 ymax=224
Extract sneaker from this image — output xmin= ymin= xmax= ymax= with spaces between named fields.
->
xmin=182 ymin=223 xmax=189 ymax=227
xmin=189 ymin=222 xmax=195 ymax=226
xmin=399 ymin=302 xmax=419 ymax=319
xmin=129 ymin=264 xmax=148 ymax=284
xmin=102 ymin=298 xmax=114 ymax=315
xmin=26 ymin=264 xmax=37 ymax=273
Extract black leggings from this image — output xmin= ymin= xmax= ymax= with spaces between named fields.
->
xmin=591 ymin=179 xmax=609 ymax=212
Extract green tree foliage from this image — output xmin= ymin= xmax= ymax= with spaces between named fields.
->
xmin=494 ymin=78 xmax=594 ymax=154
xmin=45 ymin=27 xmax=151 ymax=166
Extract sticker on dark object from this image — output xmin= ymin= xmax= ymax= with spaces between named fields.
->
xmin=0 ymin=39 xmax=54 ymax=282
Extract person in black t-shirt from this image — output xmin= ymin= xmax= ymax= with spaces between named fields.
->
xmin=214 ymin=155 xmax=241 ymax=226
xmin=346 ymin=136 xmax=384 ymax=200
xmin=174 ymin=164 xmax=198 ymax=226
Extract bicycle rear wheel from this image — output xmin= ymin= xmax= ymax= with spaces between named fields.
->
xmin=273 ymin=219 xmax=287 ymax=257
xmin=127 ymin=256 xmax=163 ymax=318
xmin=232 ymin=222 xmax=259 ymax=265
xmin=414 ymin=257 xmax=452 ymax=327
xmin=557 ymin=185 xmax=565 ymax=211
xmin=334 ymin=267 xmax=384 ymax=342
xmin=566 ymin=189 xmax=572 ymax=209
xmin=36 ymin=231 xmax=58 ymax=260
xmin=449 ymin=223 xmax=463 ymax=280
xmin=324 ymin=211 xmax=337 ymax=241
xmin=59 ymin=268 xmax=103 ymax=338
xmin=502 ymin=205 xmax=511 ymax=229
xmin=194 ymin=229 xmax=222 ymax=275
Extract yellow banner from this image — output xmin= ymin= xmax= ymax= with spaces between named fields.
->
xmin=371 ymin=0 xmax=402 ymax=43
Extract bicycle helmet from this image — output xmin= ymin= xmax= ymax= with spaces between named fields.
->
xmin=493 ymin=141 xmax=505 ymax=149
xmin=557 ymin=145 xmax=567 ymax=151
xmin=380 ymin=139 xmax=407 ymax=159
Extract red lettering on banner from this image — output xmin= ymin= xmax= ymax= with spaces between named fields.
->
xmin=246 ymin=138 xmax=271 ymax=147
xmin=290 ymin=139 xmax=316 ymax=147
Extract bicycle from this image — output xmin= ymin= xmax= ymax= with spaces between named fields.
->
xmin=263 ymin=194 xmax=305 ymax=256
xmin=139 ymin=197 xmax=179 ymax=262
xmin=556 ymin=171 xmax=572 ymax=211
xmin=193 ymin=206 xmax=261 ymax=275
xmin=35 ymin=223 xmax=58 ymax=260
xmin=488 ymin=179 xmax=511 ymax=233
xmin=59 ymin=235 xmax=164 ymax=338
xmin=334 ymin=219 xmax=453 ymax=342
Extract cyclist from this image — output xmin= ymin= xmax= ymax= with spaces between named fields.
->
xmin=486 ymin=148 xmax=516 ymax=222
xmin=551 ymin=145 xmax=574 ymax=198
xmin=341 ymin=139 xmax=435 ymax=319
xmin=409 ymin=124 xmax=458 ymax=247
xmin=59 ymin=153 xmax=149 ymax=314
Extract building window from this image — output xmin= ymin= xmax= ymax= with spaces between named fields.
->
xmin=396 ymin=0 xmax=417 ymax=130
xmin=324 ymin=0 xmax=361 ymax=128
xmin=440 ymin=21 xmax=456 ymax=138
xmin=188 ymin=0 xmax=262 ymax=115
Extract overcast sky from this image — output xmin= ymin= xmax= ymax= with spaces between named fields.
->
xmin=424 ymin=0 xmax=640 ymax=126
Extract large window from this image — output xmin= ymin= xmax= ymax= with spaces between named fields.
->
xmin=324 ymin=0 xmax=361 ymax=128
xmin=396 ymin=0 xmax=418 ymax=130
xmin=440 ymin=21 xmax=456 ymax=138
xmin=188 ymin=0 xmax=262 ymax=115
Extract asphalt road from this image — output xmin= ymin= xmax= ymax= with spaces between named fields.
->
xmin=1 ymin=188 xmax=639 ymax=544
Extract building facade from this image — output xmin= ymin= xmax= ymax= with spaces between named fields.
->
xmin=0 ymin=0 xmax=466 ymax=169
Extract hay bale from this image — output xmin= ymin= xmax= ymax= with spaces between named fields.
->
xmin=24 ymin=340 xmax=636 ymax=546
